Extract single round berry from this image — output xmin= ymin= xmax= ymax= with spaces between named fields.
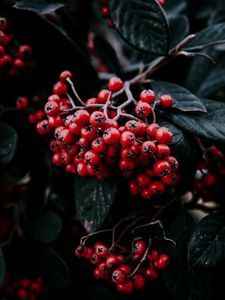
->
xmin=155 ymin=127 xmax=173 ymax=144
xmin=17 ymin=288 xmax=29 ymax=300
xmin=92 ymin=137 xmax=107 ymax=153
xmin=140 ymin=89 xmax=155 ymax=104
xmin=160 ymin=94 xmax=173 ymax=108
xmin=16 ymin=96 xmax=29 ymax=109
xmin=129 ymin=179 xmax=141 ymax=195
xmin=103 ymin=127 xmax=120 ymax=145
xmin=112 ymin=269 xmax=127 ymax=284
xmin=146 ymin=123 xmax=159 ymax=137
xmin=84 ymin=150 xmax=100 ymax=166
xmin=145 ymin=267 xmax=159 ymax=280
xmin=59 ymin=129 xmax=74 ymax=144
xmin=136 ymin=173 xmax=151 ymax=188
xmin=141 ymin=141 xmax=157 ymax=156
xmin=117 ymin=280 xmax=134 ymax=294
xmin=162 ymin=172 xmax=180 ymax=185
xmin=36 ymin=120 xmax=51 ymax=135
xmin=65 ymin=164 xmax=76 ymax=173
xmin=90 ymin=111 xmax=106 ymax=127
xmin=133 ymin=240 xmax=147 ymax=256
xmin=95 ymin=244 xmax=109 ymax=258
xmin=149 ymin=180 xmax=165 ymax=197
xmin=132 ymin=273 xmax=145 ymax=289
xmin=52 ymin=152 xmax=62 ymax=166
xmin=106 ymin=255 xmax=119 ymax=269
xmin=101 ymin=6 xmax=109 ymax=17
xmin=203 ymin=172 xmax=216 ymax=186
xmin=74 ymin=109 xmax=90 ymax=126
xmin=77 ymin=162 xmax=88 ymax=176
xmin=18 ymin=45 xmax=32 ymax=59
xmin=156 ymin=144 xmax=171 ymax=159
xmin=154 ymin=254 xmax=170 ymax=269
xmin=59 ymin=70 xmax=72 ymax=81
xmin=125 ymin=120 xmax=140 ymax=136
xmin=53 ymin=81 xmax=68 ymax=96
xmin=165 ymin=156 xmax=179 ymax=171
xmin=154 ymin=160 xmax=171 ymax=176
xmin=148 ymin=249 xmax=159 ymax=262
xmin=120 ymin=131 xmax=136 ymax=147
xmin=81 ymin=125 xmax=98 ymax=140
xmin=45 ymin=101 xmax=60 ymax=116
xmin=108 ymin=76 xmax=124 ymax=92
xmin=97 ymin=89 xmax=112 ymax=104
xmin=135 ymin=101 xmax=152 ymax=118
xmin=50 ymin=139 xmax=60 ymax=152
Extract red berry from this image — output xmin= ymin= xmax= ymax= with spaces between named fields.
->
xmin=102 ymin=119 xmax=118 ymax=130
xmin=65 ymin=164 xmax=76 ymax=173
xmin=48 ymin=115 xmax=63 ymax=127
xmin=162 ymin=172 xmax=180 ymax=185
xmin=101 ymin=6 xmax=109 ymax=17
xmin=17 ymin=288 xmax=29 ymax=300
xmin=90 ymin=111 xmax=106 ymax=127
xmin=117 ymin=280 xmax=133 ymax=294
xmin=53 ymin=81 xmax=68 ymax=96
xmin=95 ymin=243 xmax=109 ymax=258
xmin=90 ymin=253 xmax=102 ymax=265
xmin=52 ymin=152 xmax=62 ymax=166
xmin=36 ymin=120 xmax=51 ymax=135
xmin=203 ymin=172 xmax=216 ymax=186
xmin=119 ymin=159 xmax=135 ymax=173
xmin=77 ymin=162 xmax=88 ymax=176
xmin=165 ymin=156 xmax=179 ymax=171
xmin=125 ymin=120 xmax=140 ymax=136
xmin=154 ymin=254 xmax=170 ymax=269
xmin=156 ymin=144 xmax=171 ymax=159
xmin=18 ymin=45 xmax=32 ymax=59
xmin=160 ymin=94 xmax=173 ymax=108
xmin=103 ymin=127 xmax=120 ymax=145
xmin=61 ymin=150 xmax=71 ymax=165
xmin=0 ymin=45 xmax=4 ymax=57
xmin=133 ymin=240 xmax=147 ymax=255
xmin=16 ymin=96 xmax=29 ymax=109
xmin=106 ymin=255 xmax=119 ymax=269
xmin=84 ymin=150 xmax=100 ymax=166
xmin=0 ymin=18 xmax=7 ymax=31
xmin=146 ymin=123 xmax=159 ymax=137
xmin=121 ymin=144 xmax=139 ymax=160
xmin=97 ymin=89 xmax=112 ymax=104
xmin=74 ymin=109 xmax=90 ymax=126
xmin=28 ymin=113 xmax=37 ymax=124
xmin=129 ymin=180 xmax=141 ymax=195
xmin=112 ymin=269 xmax=127 ymax=284
xmin=59 ymin=129 xmax=74 ymax=144
xmin=132 ymin=273 xmax=145 ymax=289
xmin=14 ymin=58 xmax=25 ymax=68
xmin=81 ymin=125 xmax=98 ymax=140
xmin=136 ymin=173 xmax=151 ymax=188
xmin=83 ymin=247 xmax=93 ymax=259
xmin=145 ymin=267 xmax=159 ymax=280
xmin=140 ymin=89 xmax=155 ymax=104
xmin=69 ymin=122 xmax=82 ymax=135
xmin=120 ymin=131 xmax=136 ymax=147
xmin=141 ymin=188 xmax=152 ymax=199
xmin=155 ymin=127 xmax=173 ymax=144
xmin=49 ymin=140 xmax=60 ymax=153
xmin=108 ymin=76 xmax=124 ymax=92
xmin=149 ymin=180 xmax=165 ymax=196
xmin=20 ymin=278 xmax=31 ymax=289
xmin=48 ymin=94 xmax=60 ymax=103
xmin=59 ymin=70 xmax=72 ymax=81
xmin=141 ymin=141 xmax=157 ymax=156
xmin=45 ymin=101 xmax=60 ymax=116
xmin=92 ymin=137 xmax=107 ymax=153
xmin=75 ymin=245 xmax=87 ymax=257
xmin=35 ymin=110 xmax=45 ymax=121
xmin=118 ymin=264 xmax=131 ymax=275
xmin=154 ymin=160 xmax=171 ymax=176
xmin=148 ymin=249 xmax=159 ymax=262
xmin=135 ymin=101 xmax=152 ymax=118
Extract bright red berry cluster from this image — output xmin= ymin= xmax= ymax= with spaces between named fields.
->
xmin=75 ymin=239 xmax=170 ymax=294
xmin=0 ymin=17 xmax=34 ymax=78
xmin=192 ymin=145 xmax=225 ymax=202
xmin=1 ymin=275 xmax=48 ymax=300
xmin=20 ymin=70 xmax=179 ymax=200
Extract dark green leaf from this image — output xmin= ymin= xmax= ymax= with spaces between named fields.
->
xmin=94 ymin=35 xmax=122 ymax=74
xmin=188 ymin=213 xmax=225 ymax=267
xmin=152 ymin=81 xmax=207 ymax=112
xmin=84 ymin=287 xmax=115 ymax=300
xmin=162 ymin=211 xmax=195 ymax=300
xmin=164 ymin=0 xmax=187 ymax=18
xmin=209 ymin=0 xmax=225 ymax=25
xmin=184 ymin=23 xmax=225 ymax=51
xmin=33 ymin=246 xmax=70 ymax=289
xmin=169 ymin=16 xmax=190 ymax=49
xmin=0 ymin=249 xmax=5 ymax=285
xmin=28 ymin=210 xmax=62 ymax=244
xmin=108 ymin=0 xmax=170 ymax=55
xmin=186 ymin=50 xmax=225 ymax=97
xmin=132 ymin=220 xmax=175 ymax=246
xmin=161 ymin=99 xmax=225 ymax=143
xmin=13 ymin=0 xmax=64 ymax=15
xmin=74 ymin=177 xmax=119 ymax=232
xmin=0 ymin=122 xmax=17 ymax=165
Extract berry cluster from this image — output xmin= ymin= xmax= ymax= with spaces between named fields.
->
xmin=0 ymin=17 xmax=34 ymax=78
xmin=1 ymin=275 xmax=48 ymax=300
xmin=19 ymin=70 xmax=179 ymax=200
xmin=192 ymin=145 xmax=225 ymax=202
xmin=75 ymin=238 xmax=170 ymax=294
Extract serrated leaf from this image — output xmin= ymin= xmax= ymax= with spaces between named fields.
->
xmin=132 ymin=220 xmax=175 ymax=246
xmin=108 ymin=0 xmax=170 ymax=55
xmin=169 ymin=16 xmax=190 ymax=49
xmin=28 ymin=210 xmax=62 ymax=244
xmin=74 ymin=177 xmax=119 ymax=232
xmin=0 ymin=122 xmax=17 ymax=165
xmin=184 ymin=23 xmax=225 ymax=51
xmin=188 ymin=213 xmax=225 ymax=268
xmin=33 ymin=246 xmax=70 ymax=289
xmin=0 ymin=249 xmax=5 ymax=285
xmin=152 ymin=81 xmax=207 ymax=112
xmin=162 ymin=211 xmax=195 ymax=300
xmin=94 ymin=35 xmax=122 ymax=74
xmin=13 ymin=0 xmax=64 ymax=15
xmin=161 ymin=99 xmax=225 ymax=143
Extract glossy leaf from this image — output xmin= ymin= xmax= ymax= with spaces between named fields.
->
xmin=108 ymin=0 xmax=170 ymax=55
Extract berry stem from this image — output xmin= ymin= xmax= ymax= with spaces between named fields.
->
xmin=103 ymin=91 xmax=112 ymax=120
xmin=66 ymin=78 xmax=86 ymax=106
